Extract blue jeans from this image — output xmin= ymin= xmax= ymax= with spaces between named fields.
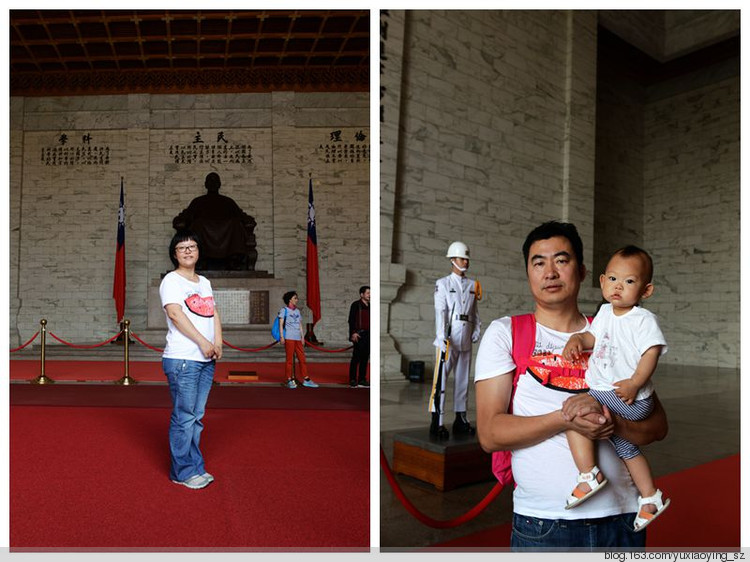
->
xmin=162 ymin=358 xmax=215 ymax=482
xmin=511 ymin=512 xmax=646 ymax=551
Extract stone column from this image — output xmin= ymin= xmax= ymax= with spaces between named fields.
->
xmin=380 ymin=10 xmax=408 ymax=381
xmin=560 ymin=11 xmax=601 ymax=310
xmin=9 ymin=97 xmax=25 ymax=347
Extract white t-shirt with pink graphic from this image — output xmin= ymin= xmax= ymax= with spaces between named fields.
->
xmin=160 ymin=271 xmax=216 ymax=362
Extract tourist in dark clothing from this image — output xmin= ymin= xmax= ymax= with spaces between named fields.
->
xmin=348 ymin=286 xmax=370 ymax=387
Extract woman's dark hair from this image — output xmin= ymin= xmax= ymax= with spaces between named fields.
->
xmin=283 ymin=291 xmax=297 ymax=305
xmin=169 ymin=230 xmax=201 ymax=268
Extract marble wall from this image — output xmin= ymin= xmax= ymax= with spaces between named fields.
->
xmin=381 ymin=10 xmax=739 ymax=379
xmin=10 ymin=91 xmax=370 ymax=347
xmin=643 ymin=72 xmax=740 ymax=368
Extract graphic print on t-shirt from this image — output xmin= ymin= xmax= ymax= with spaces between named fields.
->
xmin=526 ymin=352 xmax=590 ymax=392
xmin=184 ymin=293 xmax=215 ymax=318
xmin=593 ymin=331 xmax=617 ymax=371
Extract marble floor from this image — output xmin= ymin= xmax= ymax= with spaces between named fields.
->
xmin=379 ymin=364 xmax=741 ymax=549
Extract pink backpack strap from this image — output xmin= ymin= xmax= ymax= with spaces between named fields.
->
xmin=491 ymin=314 xmax=592 ymax=485
xmin=491 ymin=314 xmax=536 ymax=486
xmin=510 ymin=314 xmax=536 ymax=395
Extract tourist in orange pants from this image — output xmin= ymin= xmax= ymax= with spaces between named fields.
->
xmin=278 ymin=290 xmax=318 ymax=389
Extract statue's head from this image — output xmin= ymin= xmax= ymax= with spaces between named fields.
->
xmin=205 ymin=172 xmax=221 ymax=193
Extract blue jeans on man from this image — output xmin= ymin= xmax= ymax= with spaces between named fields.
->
xmin=162 ymin=358 xmax=215 ymax=482
xmin=511 ymin=512 xmax=646 ymax=551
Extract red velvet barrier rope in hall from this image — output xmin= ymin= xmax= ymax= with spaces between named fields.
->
xmin=222 ymin=340 xmax=279 ymax=352
xmin=129 ymin=332 xmax=164 ymax=353
xmin=128 ymin=334 xmax=281 ymax=354
xmin=10 ymin=331 xmax=40 ymax=353
xmin=48 ymin=330 xmax=122 ymax=348
xmin=380 ymin=446 xmax=503 ymax=529
xmin=304 ymin=340 xmax=353 ymax=353
xmin=11 ymin=325 xmax=350 ymax=356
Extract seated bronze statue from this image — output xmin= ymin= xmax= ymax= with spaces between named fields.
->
xmin=173 ymin=172 xmax=258 ymax=270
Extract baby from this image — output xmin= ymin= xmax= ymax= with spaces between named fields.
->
xmin=562 ymin=245 xmax=670 ymax=531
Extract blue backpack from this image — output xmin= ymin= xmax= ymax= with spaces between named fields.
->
xmin=271 ymin=308 xmax=288 ymax=341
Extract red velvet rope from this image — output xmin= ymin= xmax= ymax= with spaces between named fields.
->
xmin=304 ymin=340 xmax=353 ymax=353
xmin=48 ymin=331 xmax=122 ymax=348
xmin=10 ymin=331 xmax=40 ymax=353
xmin=380 ymin=446 xmax=504 ymax=529
xmin=114 ymin=333 xmax=282 ymax=354
xmin=130 ymin=332 xmax=164 ymax=353
xmin=222 ymin=340 xmax=278 ymax=352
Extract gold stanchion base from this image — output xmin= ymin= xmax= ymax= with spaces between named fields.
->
xmin=30 ymin=374 xmax=55 ymax=384
xmin=114 ymin=375 xmax=137 ymax=385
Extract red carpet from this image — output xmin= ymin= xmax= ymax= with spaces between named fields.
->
xmin=10 ymin=359 xmax=367 ymax=385
xmin=11 ymin=402 xmax=369 ymax=549
xmin=433 ymin=454 xmax=739 ymax=549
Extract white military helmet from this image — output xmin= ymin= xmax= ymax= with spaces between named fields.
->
xmin=446 ymin=241 xmax=470 ymax=259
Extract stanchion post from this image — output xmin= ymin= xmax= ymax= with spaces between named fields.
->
xmin=115 ymin=319 xmax=137 ymax=385
xmin=31 ymin=319 xmax=54 ymax=384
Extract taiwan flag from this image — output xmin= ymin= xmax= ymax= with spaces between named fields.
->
xmin=113 ymin=179 xmax=126 ymax=323
xmin=306 ymin=178 xmax=321 ymax=326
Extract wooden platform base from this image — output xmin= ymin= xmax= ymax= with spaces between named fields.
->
xmin=392 ymin=428 xmax=493 ymax=491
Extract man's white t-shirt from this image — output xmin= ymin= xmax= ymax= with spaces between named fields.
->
xmin=475 ymin=316 xmax=639 ymax=519
xmin=586 ymin=304 xmax=668 ymax=401
xmin=160 ymin=271 xmax=216 ymax=362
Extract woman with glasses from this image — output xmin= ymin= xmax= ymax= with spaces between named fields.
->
xmin=159 ymin=230 xmax=223 ymax=490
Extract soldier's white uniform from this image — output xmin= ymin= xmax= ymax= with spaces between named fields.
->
xmin=432 ymin=271 xmax=481 ymax=416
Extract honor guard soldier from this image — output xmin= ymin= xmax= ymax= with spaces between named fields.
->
xmin=430 ymin=241 xmax=482 ymax=438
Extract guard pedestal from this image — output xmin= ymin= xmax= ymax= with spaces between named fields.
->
xmin=391 ymin=428 xmax=493 ymax=491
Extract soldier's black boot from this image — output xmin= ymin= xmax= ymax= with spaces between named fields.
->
xmin=453 ymin=412 xmax=476 ymax=436
xmin=430 ymin=412 xmax=449 ymax=439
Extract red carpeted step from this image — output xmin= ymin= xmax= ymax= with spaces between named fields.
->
xmin=10 ymin=382 xmax=370 ymax=411
xmin=10 ymin=404 xmax=369 ymax=549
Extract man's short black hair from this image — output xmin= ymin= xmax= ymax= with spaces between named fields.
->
xmin=522 ymin=221 xmax=584 ymax=270
xmin=359 ymin=285 xmax=369 ymax=295
xmin=611 ymin=245 xmax=654 ymax=283
xmin=282 ymin=291 xmax=297 ymax=305
xmin=168 ymin=230 xmax=201 ymax=268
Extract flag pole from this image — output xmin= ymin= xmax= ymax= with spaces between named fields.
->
xmin=305 ymin=173 xmax=322 ymax=345
xmin=112 ymin=176 xmax=132 ymax=344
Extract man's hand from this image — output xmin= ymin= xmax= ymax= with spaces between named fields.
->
xmin=562 ymin=393 xmax=605 ymax=423
xmin=613 ymin=378 xmax=638 ymax=405
xmin=565 ymin=407 xmax=614 ymax=440
xmin=351 ymin=332 xmax=360 ymax=343
xmin=561 ymin=393 xmax=613 ymax=439
xmin=562 ymin=334 xmax=585 ymax=361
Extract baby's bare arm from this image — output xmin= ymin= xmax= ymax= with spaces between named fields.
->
xmin=562 ymin=331 xmax=596 ymax=361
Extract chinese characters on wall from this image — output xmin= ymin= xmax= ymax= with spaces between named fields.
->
xmin=168 ymin=131 xmax=253 ymax=165
xmin=317 ymin=129 xmax=370 ymax=165
xmin=249 ymin=291 xmax=269 ymax=325
xmin=41 ymin=133 xmax=110 ymax=166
